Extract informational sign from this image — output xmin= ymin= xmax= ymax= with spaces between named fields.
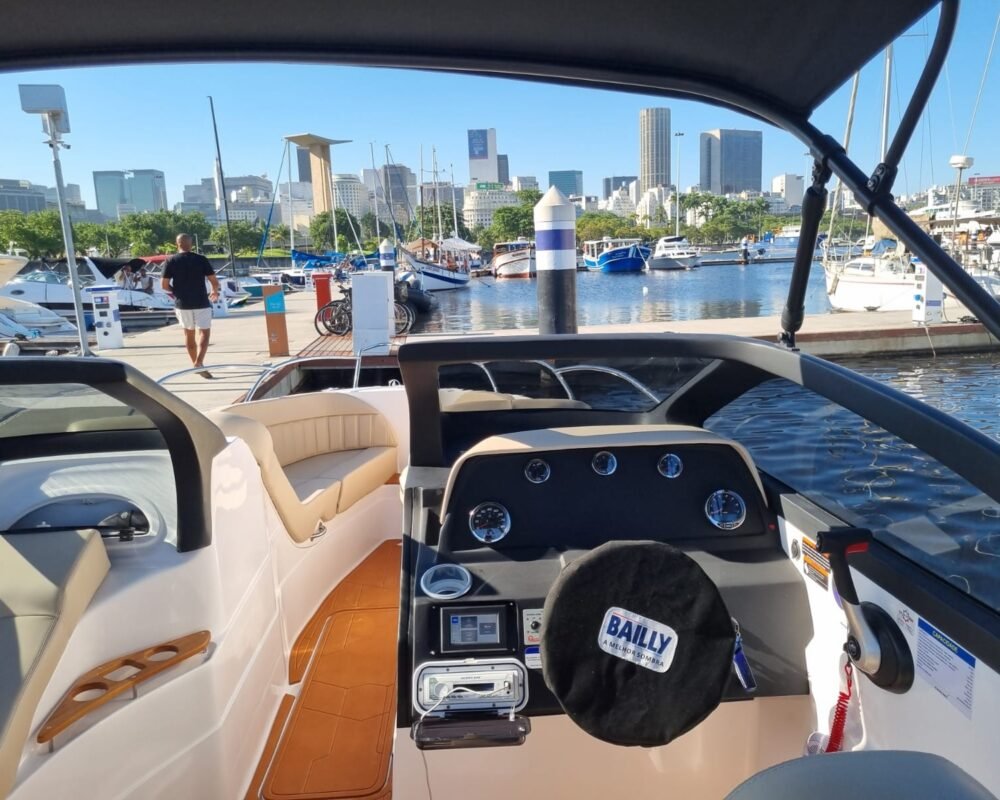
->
xmin=475 ymin=182 xmax=503 ymax=191
xmin=264 ymin=291 xmax=286 ymax=314
xmin=968 ymin=175 xmax=1000 ymax=186
xmin=916 ymin=617 xmax=975 ymax=719
xmin=468 ymin=129 xmax=489 ymax=159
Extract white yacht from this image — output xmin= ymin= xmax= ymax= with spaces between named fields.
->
xmin=0 ymin=256 xmax=79 ymax=340
xmin=647 ymin=235 xmax=701 ymax=270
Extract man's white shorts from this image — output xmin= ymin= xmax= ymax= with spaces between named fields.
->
xmin=175 ymin=307 xmax=213 ymax=330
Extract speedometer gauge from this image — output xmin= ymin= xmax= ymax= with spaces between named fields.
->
xmin=704 ymin=490 xmax=747 ymax=531
xmin=524 ymin=458 xmax=551 ymax=484
xmin=469 ymin=502 xmax=512 ymax=543
xmin=591 ymin=451 xmax=617 ymax=476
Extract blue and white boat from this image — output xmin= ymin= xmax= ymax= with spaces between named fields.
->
xmin=400 ymin=237 xmax=474 ymax=291
xmin=582 ymin=237 xmax=650 ymax=273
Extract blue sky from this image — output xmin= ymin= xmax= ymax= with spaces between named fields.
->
xmin=2 ymin=1 xmax=998 ymax=209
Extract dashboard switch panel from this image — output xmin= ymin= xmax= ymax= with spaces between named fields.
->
xmin=522 ymin=608 xmax=543 ymax=645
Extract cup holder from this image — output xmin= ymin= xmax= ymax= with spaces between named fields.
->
xmin=420 ymin=563 xmax=472 ymax=600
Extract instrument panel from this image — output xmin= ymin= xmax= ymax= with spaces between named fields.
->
xmin=442 ymin=442 xmax=769 ymax=552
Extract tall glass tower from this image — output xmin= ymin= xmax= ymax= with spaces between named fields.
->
xmin=639 ymin=108 xmax=671 ymax=196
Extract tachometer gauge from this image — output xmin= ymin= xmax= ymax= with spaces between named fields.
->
xmin=524 ymin=458 xmax=551 ymax=484
xmin=591 ymin=451 xmax=617 ymax=476
xmin=657 ymin=453 xmax=683 ymax=479
xmin=704 ymin=490 xmax=747 ymax=531
xmin=469 ymin=502 xmax=512 ymax=543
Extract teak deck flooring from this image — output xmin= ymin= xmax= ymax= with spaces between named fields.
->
xmin=259 ymin=540 xmax=401 ymax=800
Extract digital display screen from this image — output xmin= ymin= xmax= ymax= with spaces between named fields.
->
xmin=449 ymin=613 xmax=500 ymax=645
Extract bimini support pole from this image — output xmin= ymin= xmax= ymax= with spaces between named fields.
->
xmin=779 ymin=160 xmax=831 ymax=349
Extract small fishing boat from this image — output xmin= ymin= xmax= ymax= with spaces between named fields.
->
xmin=647 ymin=235 xmax=701 ymax=270
xmin=492 ymin=238 xmax=536 ymax=278
xmin=582 ymin=237 xmax=650 ymax=272
xmin=0 ymin=255 xmax=79 ymax=340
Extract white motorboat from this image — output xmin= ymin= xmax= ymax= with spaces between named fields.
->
xmin=825 ymin=239 xmax=1000 ymax=312
xmin=647 ymin=235 xmax=701 ymax=270
xmin=4 ymin=2 xmax=1000 ymax=800
xmin=492 ymin=238 xmax=536 ymax=278
xmin=0 ymin=257 xmax=175 ymax=319
xmin=0 ymin=256 xmax=79 ymax=339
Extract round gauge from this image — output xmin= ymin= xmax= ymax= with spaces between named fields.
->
xmin=524 ymin=458 xmax=551 ymax=484
xmin=468 ymin=502 xmax=512 ymax=543
xmin=657 ymin=453 xmax=683 ymax=479
xmin=704 ymin=490 xmax=747 ymax=531
xmin=591 ymin=451 xmax=617 ymax=476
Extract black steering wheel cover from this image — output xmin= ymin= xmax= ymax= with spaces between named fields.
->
xmin=541 ymin=540 xmax=735 ymax=747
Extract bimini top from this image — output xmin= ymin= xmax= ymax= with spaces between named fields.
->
xmin=3 ymin=0 xmax=937 ymax=122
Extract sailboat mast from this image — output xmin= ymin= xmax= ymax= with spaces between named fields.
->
xmin=826 ymin=71 xmax=860 ymax=249
xmin=433 ymin=147 xmax=444 ymax=241
xmin=450 ymin=164 xmax=459 ymax=237
xmin=880 ymin=44 xmax=893 ymax=160
xmin=385 ymin=145 xmax=398 ymax=249
xmin=208 ymin=96 xmax=235 ymax=268
xmin=419 ymin=145 xmax=425 ymax=240
xmin=370 ymin=142 xmax=381 ymax=242
xmin=286 ymin=138 xmax=295 ymax=251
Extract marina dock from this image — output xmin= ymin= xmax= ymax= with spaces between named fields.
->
xmin=88 ymin=290 xmax=998 ymax=412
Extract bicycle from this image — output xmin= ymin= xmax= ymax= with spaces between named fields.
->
xmin=313 ymin=282 xmax=414 ymax=337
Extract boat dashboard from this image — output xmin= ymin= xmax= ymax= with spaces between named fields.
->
xmin=400 ymin=422 xmax=812 ymax=744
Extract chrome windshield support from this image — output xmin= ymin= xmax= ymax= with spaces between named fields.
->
xmin=554 ymin=364 xmax=659 ymax=403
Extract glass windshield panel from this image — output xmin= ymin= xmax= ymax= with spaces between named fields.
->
xmin=438 ymin=356 xmax=710 ymax=412
xmin=0 ymin=383 xmax=152 ymax=440
xmin=706 ymin=379 xmax=1000 ymax=612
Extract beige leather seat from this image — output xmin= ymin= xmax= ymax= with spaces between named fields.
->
xmin=211 ymin=392 xmax=398 ymax=543
xmin=438 ymin=388 xmax=590 ymax=412
xmin=1 ymin=530 xmax=110 ymax=798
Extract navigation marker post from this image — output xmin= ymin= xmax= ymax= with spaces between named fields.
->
xmin=534 ymin=187 xmax=577 ymax=334
xmin=379 ymin=239 xmax=396 ymax=272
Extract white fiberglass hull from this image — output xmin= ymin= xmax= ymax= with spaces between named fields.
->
xmin=648 ymin=253 xmax=699 ymax=270
xmin=401 ymin=250 xmax=471 ymax=291
xmin=825 ymin=262 xmax=1000 ymax=312
xmin=494 ymin=249 xmax=536 ymax=278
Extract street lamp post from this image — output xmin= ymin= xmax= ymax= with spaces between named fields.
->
xmin=18 ymin=84 xmax=92 ymax=356
xmin=674 ymin=132 xmax=684 ymax=238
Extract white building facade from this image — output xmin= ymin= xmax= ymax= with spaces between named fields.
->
xmin=333 ymin=174 xmax=370 ymax=219
xmin=771 ymin=173 xmax=804 ymax=206
xmin=462 ymin=185 xmax=518 ymax=228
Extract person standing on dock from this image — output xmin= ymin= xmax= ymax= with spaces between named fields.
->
xmin=161 ymin=234 xmax=220 ymax=377
xmin=740 ymin=236 xmax=750 ymax=265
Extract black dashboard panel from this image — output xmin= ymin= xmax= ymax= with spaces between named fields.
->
xmin=441 ymin=443 xmax=769 ymax=552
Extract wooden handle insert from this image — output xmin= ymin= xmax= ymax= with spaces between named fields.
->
xmin=37 ymin=630 xmax=211 ymax=744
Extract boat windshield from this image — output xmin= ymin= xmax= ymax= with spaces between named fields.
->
xmin=0 ymin=383 xmax=154 ymax=440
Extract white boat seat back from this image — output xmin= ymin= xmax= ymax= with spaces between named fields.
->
xmin=0 ymin=530 xmax=110 ymax=798
xmin=725 ymin=750 xmax=995 ymax=800
xmin=211 ymin=392 xmax=398 ymax=543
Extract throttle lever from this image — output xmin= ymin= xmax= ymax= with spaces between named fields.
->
xmin=815 ymin=527 xmax=882 ymax=676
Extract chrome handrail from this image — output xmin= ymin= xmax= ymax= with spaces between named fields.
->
xmin=156 ymin=364 xmax=271 ymax=385
xmin=243 ymin=355 xmax=360 ymax=402
xmin=554 ymin=364 xmax=660 ymax=403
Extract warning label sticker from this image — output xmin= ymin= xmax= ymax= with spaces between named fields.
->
xmin=801 ymin=536 xmax=830 ymax=590
xmin=524 ymin=645 xmax=542 ymax=670
xmin=916 ymin=617 xmax=975 ymax=719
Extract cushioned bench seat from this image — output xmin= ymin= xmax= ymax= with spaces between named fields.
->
xmin=210 ymin=392 xmax=398 ymax=543
xmin=1 ymin=530 xmax=110 ymax=798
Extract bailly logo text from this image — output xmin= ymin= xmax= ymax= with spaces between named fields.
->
xmin=597 ymin=606 xmax=679 ymax=673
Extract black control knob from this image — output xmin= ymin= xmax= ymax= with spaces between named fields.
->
xmin=530 ymin=620 xmax=541 ymax=631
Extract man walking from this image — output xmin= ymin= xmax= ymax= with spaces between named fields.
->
xmin=162 ymin=234 xmax=220 ymax=376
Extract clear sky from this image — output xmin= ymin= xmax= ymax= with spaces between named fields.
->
xmin=2 ymin=1 xmax=998 ymax=209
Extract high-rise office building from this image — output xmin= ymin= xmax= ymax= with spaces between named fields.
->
xmin=603 ymin=175 xmax=638 ymax=200
xmin=511 ymin=176 xmax=538 ymax=192
xmin=497 ymin=154 xmax=510 ymax=186
xmin=382 ymin=163 xmax=417 ymax=225
xmin=296 ymin=146 xmax=312 ymax=183
xmin=548 ymin=170 xmax=583 ymax=198
xmin=699 ymin=129 xmax=763 ymax=195
xmin=0 ymin=179 xmax=47 ymax=213
xmin=468 ymin=129 xmax=499 ymax=184
xmin=93 ymin=171 xmax=129 ymax=218
xmin=333 ymin=174 xmax=369 ymax=220
xmin=127 ymin=169 xmax=168 ymax=212
xmin=639 ymin=108 xmax=671 ymax=195
xmin=771 ymin=173 xmax=804 ymax=206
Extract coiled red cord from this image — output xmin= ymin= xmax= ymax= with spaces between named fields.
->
xmin=825 ymin=661 xmax=854 ymax=753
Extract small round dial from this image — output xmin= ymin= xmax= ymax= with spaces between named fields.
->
xmin=469 ymin=502 xmax=512 ymax=543
xmin=657 ymin=453 xmax=683 ymax=479
xmin=592 ymin=451 xmax=617 ymax=476
xmin=524 ymin=458 xmax=551 ymax=484
xmin=705 ymin=490 xmax=747 ymax=531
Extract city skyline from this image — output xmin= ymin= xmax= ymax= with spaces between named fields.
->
xmin=2 ymin=2 xmax=998 ymax=211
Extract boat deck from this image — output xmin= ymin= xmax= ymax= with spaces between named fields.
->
xmin=248 ymin=540 xmax=401 ymax=800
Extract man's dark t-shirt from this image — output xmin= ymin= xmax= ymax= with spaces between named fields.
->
xmin=163 ymin=252 xmax=215 ymax=309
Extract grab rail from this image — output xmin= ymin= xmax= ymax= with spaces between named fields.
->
xmin=554 ymin=364 xmax=660 ymax=403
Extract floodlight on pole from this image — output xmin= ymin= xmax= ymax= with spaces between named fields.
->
xmin=18 ymin=84 xmax=91 ymax=356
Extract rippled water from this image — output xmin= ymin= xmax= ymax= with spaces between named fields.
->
xmin=413 ymin=260 xmax=830 ymax=333
xmin=707 ymin=351 xmax=1000 ymax=610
